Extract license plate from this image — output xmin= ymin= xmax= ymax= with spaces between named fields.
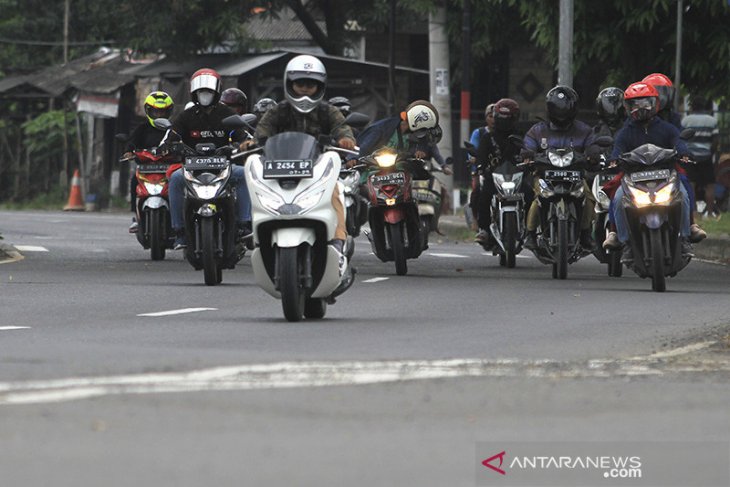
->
xmin=137 ymin=163 xmax=170 ymax=174
xmin=545 ymin=170 xmax=582 ymax=181
xmin=371 ymin=172 xmax=405 ymax=185
xmin=263 ymin=159 xmax=313 ymax=179
xmin=184 ymin=156 xmax=229 ymax=170
xmin=630 ymin=169 xmax=671 ymax=182
xmin=413 ymin=189 xmax=438 ymax=202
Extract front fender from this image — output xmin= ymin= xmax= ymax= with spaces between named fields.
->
xmin=272 ymin=227 xmax=316 ymax=248
xmin=142 ymin=196 xmax=168 ymax=210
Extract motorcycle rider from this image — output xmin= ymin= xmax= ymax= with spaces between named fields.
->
xmin=220 ymin=87 xmax=248 ymax=115
xmin=251 ymin=97 xmax=277 ymax=128
xmin=642 ymin=73 xmax=681 ymax=128
xmin=594 ymin=87 xmax=626 ymax=138
xmin=242 ymin=55 xmax=356 ymax=275
xmin=474 ymin=98 xmax=522 ymax=246
xmin=467 ymin=103 xmax=495 ymax=229
xmin=123 ymin=90 xmax=174 ymax=233
xmin=522 ymin=85 xmax=597 ymax=251
xmin=166 ymin=68 xmax=253 ymax=249
xmin=683 ymin=95 xmax=720 ymax=218
xmin=329 ymin=96 xmax=351 ymax=118
xmin=602 ymin=81 xmax=696 ymax=262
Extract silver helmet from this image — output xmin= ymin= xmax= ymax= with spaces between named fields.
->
xmin=284 ymin=55 xmax=327 ymax=113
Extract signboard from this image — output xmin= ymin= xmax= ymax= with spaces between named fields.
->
xmin=435 ymin=68 xmax=449 ymax=96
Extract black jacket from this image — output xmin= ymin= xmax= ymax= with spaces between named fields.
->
xmin=171 ymin=103 xmax=238 ymax=148
xmin=127 ymin=122 xmax=167 ymax=151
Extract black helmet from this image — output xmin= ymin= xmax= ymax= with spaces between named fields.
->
xmin=595 ymin=87 xmax=625 ymax=125
xmin=220 ymin=87 xmax=248 ymax=113
xmin=329 ymin=96 xmax=351 ymax=116
xmin=546 ymin=85 xmax=578 ymax=129
xmin=253 ymin=97 xmax=277 ymax=117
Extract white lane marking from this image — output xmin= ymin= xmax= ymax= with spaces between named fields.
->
xmin=0 ymin=340 xmax=724 ymax=405
xmin=137 ymin=307 xmax=218 ymax=317
xmin=480 ymin=252 xmax=533 ymax=259
xmin=14 ymin=245 xmax=48 ymax=252
xmin=428 ymin=252 xmax=468 ymax=259
xmin=363 ymin=277 xmax=389 ymax=283
xmin=0 ymin=326 xmax=30 ymax=331
xmin=633 ymin=341 xmax=716 ymax=360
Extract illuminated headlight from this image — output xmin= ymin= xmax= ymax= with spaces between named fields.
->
xmin=293 ymin=187 xmax=325 ymax=210
xmin=255 ymin=190 xmax=285 ymax=214
xmin=654 ymin=183 xmax=674 ymax=204
xmin=192 ymin=181 xmax=223 ymax=200
xmin=374 ymin=151 xmax=397 ymax=168
xmin=538 ymin=179 xmax=554 ymax=198
xmin=548 ymin=152 xmax=573 ymax=168
xmin=143 ymin=182 xmax=164 ymax=195
xmin=628 ymin=186 xmax=652 ymax=207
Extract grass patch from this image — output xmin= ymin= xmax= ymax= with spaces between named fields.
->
xmin=696 ymin=213 xmax=730 ymax=237
xmin=0 ymin=187 xmax=66 ymax=210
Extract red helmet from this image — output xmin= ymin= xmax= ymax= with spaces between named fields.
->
xmin=624 ymin=82 xmax=658 ymax=122
xmin=493 ymin=98 xmax=520 ymax=132
xmin=190 ymin=68 xmax=221 ymax=107
xmin=642 ymin=73 xmax=674 ymax=111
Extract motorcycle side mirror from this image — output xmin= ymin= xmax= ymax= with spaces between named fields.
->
xmin=344 ymin=111 xmax=371 ymax=128
xmin=463 ymin=141 xmax=477 ymax=157
xmin=594 ymin=135 xmax=614 ymax=148
xmin=222 ymin=114 xmax=256 ymax=131
xmin=508 ymin=135 xmax=525 ymax=148
xmin=152 ymin=118 xmax=172 ymax=131
xmin=115 ymin=133 xmax=129 ymax=143
xmin=679 ymin=128 xmax=695 ymax=140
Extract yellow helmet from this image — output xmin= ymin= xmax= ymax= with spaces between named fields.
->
xmin=144 ymin=91 xmax=174 ymax=127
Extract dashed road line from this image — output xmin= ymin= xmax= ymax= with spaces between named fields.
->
xmin=14 ymin=245 xmax=48 ymax=252
xmin=362 ymin=277 xmax=389 ymax=283
xmin=0 ymin=326 xmax=30 ymax=331
xmin=137 ymin=307 xmax=218 ymax=317
xmin=428 ymin=252 xmax=469 ymax=259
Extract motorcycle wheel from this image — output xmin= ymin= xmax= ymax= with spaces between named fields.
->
xmin=650 ymin=228 xmax=666 ymax=292
xmin=304 ymin=298 xmax=327 ymax=319
xmin=557 ymin=219 xmax=568 ymax=280
xmin=387 ymin=222 xmax=408 ymax=276
xmin=608 ymin=250 xmax=623 ymax=277
xmin=280 ymin=247 xmax=305 ymax=321
xmin=149 ymin=209 xmax=166 ymax=261
xmin=503 ymin=212 xmax=517 ymax=268
xmin=420 ymin=216 xmax=431 ymax=249
xmin=346 ymin=206 xmax=359 ymax=237
xmin=201 ymin=218 xmax=219 ymax=286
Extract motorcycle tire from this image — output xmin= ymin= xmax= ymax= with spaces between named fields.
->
xmin=650 ymin=228 xmax=666 ymax=292
xmin=608 ymin=250 xmax=622 ymax=277
xmin=557 ymin=219 xmax=569 ymax=280
xmin=420 ymin=216 xmax=432 ymax=249
xmin=503 ymin=212 xmax=517 ymax=268
xmin=149 ymin=208 xmax=166 ymax=261
xmin=304 ymin=298 xmax=327 ymax=319
xmin=201 ymin=218 xmax=219 ymax=286
xmin=346 ymin=206 xmax=359 ymax=237
xmin=280 ymin=247 xmax=305 ymax=321
xmin=387 ymin=222 xmax=408 ymax=276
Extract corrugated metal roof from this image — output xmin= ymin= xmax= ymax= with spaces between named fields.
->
xmin=216 ymin=52 xmax=288 ymax=76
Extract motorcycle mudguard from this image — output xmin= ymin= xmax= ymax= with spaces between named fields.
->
xmin=418 ymin=204 xmax=435 ymax=216
xmin=383 ymin=207 xmax=406 ymax=224
xmin=142 ymin=196 xmax=168 ymax=210
xmin=250 ymin=248 xmax=279 ymax=298
xmin=311 ymin=246 xmax=342 ymax=298
xmin=271 ymin=227 xmax=316 ymax=248
xmin=642 ymin=212 xmax=665 ymax=230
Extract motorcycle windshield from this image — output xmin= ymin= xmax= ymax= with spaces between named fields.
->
xmin=492 ymin=159 xmax=522 ymax=176
xmin=621 ymin=143 xmax=676 ymax=167
xmin=263 ymin=132 xmax=320 ymax=163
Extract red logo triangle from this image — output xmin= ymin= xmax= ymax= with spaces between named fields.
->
xmin=482 ymin=450 xmax=507 ymax=475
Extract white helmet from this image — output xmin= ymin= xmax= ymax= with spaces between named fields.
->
xmin=403 ymin=100 xmax=439 ymax=132
xmin=284 ymin=55 xmax=327 ymax=113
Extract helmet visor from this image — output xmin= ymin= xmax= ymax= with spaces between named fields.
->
xmin=147 ymin=106 xmax=171 ymax=119
xmin=191 ymin=73 xmax=220 ymax=93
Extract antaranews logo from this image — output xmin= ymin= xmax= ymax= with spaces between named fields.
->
xmin=481 ymin=451 xmax=507 ymax=475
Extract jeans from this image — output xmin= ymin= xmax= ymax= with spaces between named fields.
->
xmin=169 ymin=165 xmax=252 ymax=230
xmin=613 ymin=183 xmax=690 ymax=243
xmin=608 ymin=172 xmax=693 ymax=226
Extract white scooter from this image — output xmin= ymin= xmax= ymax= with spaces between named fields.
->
xmin=243 ymin=131 xmax=355 ymax=322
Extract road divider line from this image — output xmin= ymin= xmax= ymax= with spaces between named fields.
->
xmin=428 ymin=252 xmax=468 ymax=259
xmin=363 ymin=277 xmax=389 ymax=283
xmin=0 ymin=326 xmax=30 ymax=331
xmin=137 ymin=307 xmax=218 ymax=317
xmin=0 ymin=340 xmax=725 ymax=405
xmin=14 ymin=245 xmax=48 ymax=252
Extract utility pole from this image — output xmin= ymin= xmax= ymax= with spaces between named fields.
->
xmin=387 ymin=0 xmax=397 ymax=113
xmin=460 ymin=0 xmax=471 ymax=166
xmin=557 ymin=0 xmax=574 ymax=87
xmin=429 ymin=4 xmax=453 ymax=208
xmin=63 ymin=0 xmax=70 ymax=64
xmin=674 ymin=0 xmax=683 ymax=112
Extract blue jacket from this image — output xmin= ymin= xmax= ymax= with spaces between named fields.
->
xmin=611 ymin=117 xmax=688 ymax=159
xmin=523 ymin=120 xmax=595 ymax=154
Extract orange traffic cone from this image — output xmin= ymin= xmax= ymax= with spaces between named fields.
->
xmin=63 ymin=169 xmax=85 ymax=211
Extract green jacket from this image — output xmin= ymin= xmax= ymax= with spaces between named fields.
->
xmin=254 ymin=101 xmax=354 ymax=143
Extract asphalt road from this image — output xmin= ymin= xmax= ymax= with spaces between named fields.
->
xmin=1 ymin=210 xmax=729 ymax=486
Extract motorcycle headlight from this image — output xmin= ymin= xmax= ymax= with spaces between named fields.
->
xmin=548 ymin=152 xmax=573 ymax=168
xmin=570 ymin=184 xmax=584 ymax=197
xmin=255 ymin=189 xmax=285 ymax=214
xmin=192 ymin=181 xmax=223 ymax=200
xmin=654 ymin=183 xmax=674 ymax=204
xmin=492 ymin=173 xmax=506 ymax=186
xmin=143 ymin=182 xmax=164 ymax=195
xmin=374 ymin=150 xmax=397 ymax=168
xmin=293 ymin=188 xmax=325 ymax=210
xmin=538 ymin=178 xmax=554 ymax=198
xmin=213 ymin=164 xmax=230 ymax=182
xmin=628 ymin=185 xmax=652 ymax=207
